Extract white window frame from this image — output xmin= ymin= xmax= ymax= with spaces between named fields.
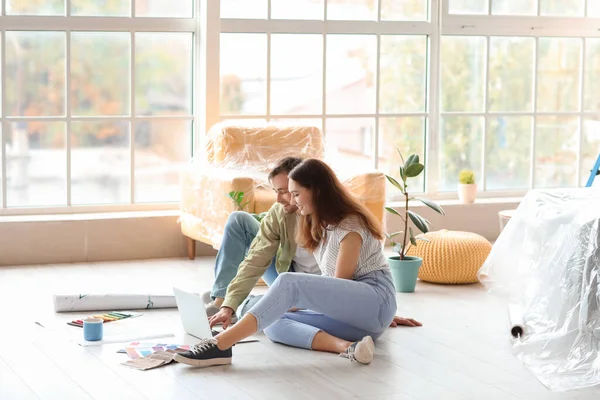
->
xmin=0 ymin=0 xmax=201 ymax=216
xmin=439 ymin=0 xmax=600 ymax=199
xmin=3 ymin=0 xmax=600 ymax=216
xmin=211 ymin=0 xmax=441 ymax=199
xmin=212 ymin=0 xmax=600 ymax=202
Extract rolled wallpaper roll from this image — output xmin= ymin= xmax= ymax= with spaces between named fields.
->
xmin=53 ymin=294 xmax=179 ymax=312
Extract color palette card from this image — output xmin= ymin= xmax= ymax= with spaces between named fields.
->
xmin=117 ymin=343 xmax=191 ymax=359
xmin=67 ymin=311 xmax=142 ymax=328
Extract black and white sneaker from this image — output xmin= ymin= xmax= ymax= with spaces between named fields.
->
xmin=173 ymin=338 xmax=232 ymax=367
xmin=340 ymin=336 xmax=375 ymax=364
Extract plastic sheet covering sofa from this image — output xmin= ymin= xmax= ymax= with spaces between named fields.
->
xmin=478 ymin=187 xmax=600 ymax=391
xmin=180 ymin=121 xmax=386 ymax=257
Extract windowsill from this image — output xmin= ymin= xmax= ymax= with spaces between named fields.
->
xmin=385 ymin=196 xmax=523 ymax=208
xmin=0 ymin=196 xmax=525 ymax=223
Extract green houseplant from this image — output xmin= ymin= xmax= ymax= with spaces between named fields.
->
xmin=458 ymin=169 xmax=477 ymax=204
xmin=385 ymin=150 xmax=445 ymax=292
xmin=227 ymin=191 xmax=267 ymax=222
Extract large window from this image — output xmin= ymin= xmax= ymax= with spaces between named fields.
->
xmin=219 ymin=0 xmax=433 ymax=194
xmin=0 ymin=0 xmax=195 ymax=212
xmin=2 ymin=0 xmax=600 ymax=215
xmin=441 ymin=0 xmax=600 ymax=193
xmin=217 ymin=0 xmax=600 ymax=199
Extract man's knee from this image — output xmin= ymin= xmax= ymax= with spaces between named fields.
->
xmin=226 ymin=211 xmax=250 ymax=226
xmin=225 ymin=211 xmax=256 ymax=234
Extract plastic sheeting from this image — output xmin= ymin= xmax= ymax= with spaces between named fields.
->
xmin=180 ymin=121 xmax=387 ymax=249
xmin=478 ymin=187 xmax=600 ymax=391
xmin=203 ymin=121 xmax=325 ymax=172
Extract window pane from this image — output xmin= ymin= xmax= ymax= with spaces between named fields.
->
xmin=271 ymin=35 xmax=323 ymax=115
xmin=269 ymin=118 xmax=323 ymax=132
xmin=378 ymin=117 xmax=426 ymax=194
xmin=326 ymin=35 xmax=376 ymax=114
xmin=71 ymin=121 xmax=130 ymax=205
xmin=221 ymin=0 xmax=267 ymax=19
xmin=135 ymin=120 xmax=191 ymax=203
xmin=440 ymin=117 xmax=483 ymax=191
xmin=441 ymin=36 xmax=486 ymax=112
xmin=326 ymin=118 xmax=375 ymax=174
xmin=449 ymin=0 xmax=488 ymax=14
xmin=220 ymin=34 xmax=267 ymax=116
xmin=135 ymin=0 xmax=193 ymax=17
xmin=537 ymin=38 xmax=582 ymax=112
xmin=488 ymin=37 xmax=534 ymax=112
xmin=6 ymin=32 xmax=65 ymax=117
xmin=380 ymin=35 xmax=427 ymax=113
xmin=581 ymin=118 xmax=600 ymax=186
xmin=135 ymin=33 xmax=192 ymax=116
xmin=589 ymin=1 xmax=600 ymax=17
xmin=491 ymin=0 xmax=536 ymax=15
xmin=381 ymin=0 xmax=427 ymax=20
xmin=486 ymin=117 xmax=532 ymax=190
xmin=70 ymin=0 xmax=130 ymax=16
xmin=534 ymin=117 xmax=578 ymax=188
xmin=540 ymin=0 xmax=584 ymax=16
xmin=271 ymin=0 xmax=323 ymax=19
xmin=584 ymin=39 xmax=600 ymax=112
xmin=71 ymin=33 xmax=130 ymax=116
xmin=6 ymin=122 xmax=66 ymax=207
xmin=327 ymin=0 xmax=377 ymax=20
xmin=7 ymin=0 xmax=64 ymax=15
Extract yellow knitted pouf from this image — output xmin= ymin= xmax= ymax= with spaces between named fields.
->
xmin=406 ymin=229 xmax=492 ymax=284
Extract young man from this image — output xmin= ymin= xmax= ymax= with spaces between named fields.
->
xmin=205 ymin=157 xmax=421 ymax=330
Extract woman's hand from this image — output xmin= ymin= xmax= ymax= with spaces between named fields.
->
xmin=209 ymin=307 xmax=235 ymax=329
xmin=389 ymin=316 xmax=422 ymax=327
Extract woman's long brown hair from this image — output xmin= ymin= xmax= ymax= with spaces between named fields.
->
xmin=289 ymin=159 xmax=383 ymax=252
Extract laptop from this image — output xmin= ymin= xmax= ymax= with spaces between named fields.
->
xmin=173 ymin=287 xmax=259 ymax=343
xmin=173 ymin=287 xmax=216 ymax=339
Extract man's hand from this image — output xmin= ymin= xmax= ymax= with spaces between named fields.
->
xmin=209 ymin=307 xmax=235 ymax=329
xmin=389 ymin=316 xmax=422 ymax=328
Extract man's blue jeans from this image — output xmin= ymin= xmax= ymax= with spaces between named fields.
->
xmin=210 ymin=212 xmax=280 ymax=300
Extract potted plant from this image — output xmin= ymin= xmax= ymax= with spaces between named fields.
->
xmin=385 ymin=150 xmax=445 ymax=293
xmin=458 ymin=170 xmax=477 ymax=204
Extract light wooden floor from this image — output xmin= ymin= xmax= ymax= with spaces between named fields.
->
xmin=1 ymin=258 xmax=599 ymax=400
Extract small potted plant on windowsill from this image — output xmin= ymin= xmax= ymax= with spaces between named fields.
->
xmin=385 ymin=150 xmax=445 ymax=293
xmin=458 ymin=170 xmax=477 ymax=204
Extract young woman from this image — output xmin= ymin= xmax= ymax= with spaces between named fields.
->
xmin=174 ymin=159 xmax=406 ymax=367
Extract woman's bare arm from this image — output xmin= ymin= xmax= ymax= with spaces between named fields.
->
xmin=334 ymin=232 xmax=362 ymax=279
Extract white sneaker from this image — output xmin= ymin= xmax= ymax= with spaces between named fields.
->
xmin=340 ymin=336 xmax=375 ymax=364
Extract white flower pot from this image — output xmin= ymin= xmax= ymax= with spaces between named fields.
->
xmin=458 ymin=184 xmax=477 ymax=204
